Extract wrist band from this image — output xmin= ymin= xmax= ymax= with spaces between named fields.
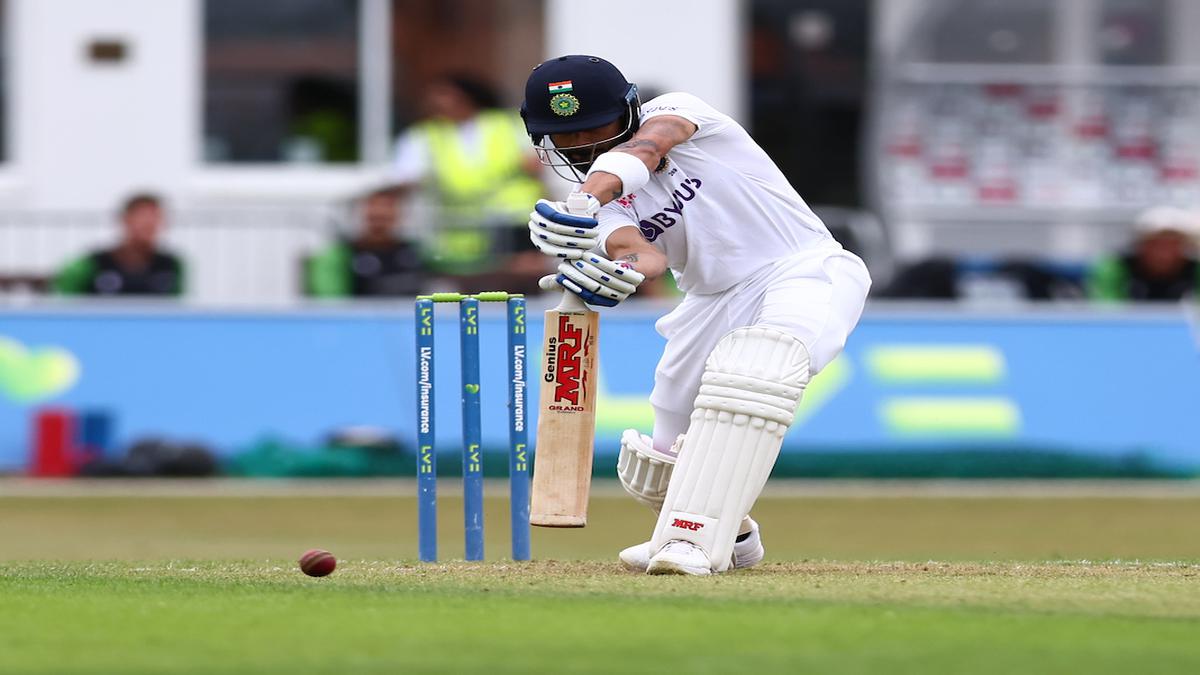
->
xmin=587 ymin=151 xmax=651 ymax=196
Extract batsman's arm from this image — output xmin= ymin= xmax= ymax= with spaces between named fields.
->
xmin=580 ymin=115 xmax=698 ymax=205
xmin=604 ymin=226 xmax=669 ymax=282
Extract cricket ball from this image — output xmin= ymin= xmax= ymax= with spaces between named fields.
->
xmin=299 ymin=549 xmax=337 ymax=577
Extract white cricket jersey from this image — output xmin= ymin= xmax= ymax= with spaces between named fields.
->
xmin=595 ymin=92 xmax=837 ymax=295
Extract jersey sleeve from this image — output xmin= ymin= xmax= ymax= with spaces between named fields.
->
xmin=594 ymin=199 xmax=641 ymax=257
xmin=308 ymin=242 xmax=352 ymax=297
xmin=53 ymin=254 xmax=97 ymax=295
xmin=170 ymin=254 xmax=186 ymax=296
xmin=1086 ymin=256 xmax=1129 ymax=302
xmin=639 ymin=92 xmax=732 ymax=140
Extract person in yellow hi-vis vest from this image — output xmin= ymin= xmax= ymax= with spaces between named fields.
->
xmin=390 ymin=75 xmax=549 ymax=294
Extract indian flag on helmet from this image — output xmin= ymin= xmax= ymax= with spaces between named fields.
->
xmin=547 ymin=80 xmax=573 ymax=93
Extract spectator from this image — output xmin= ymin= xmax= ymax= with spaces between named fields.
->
xmin=307 ymin=187 xmax=424 ymax=297
xmin=54 ymin=193 xmax=185 ymax=296
xmin=390 ymin=74 xmax=549 ymax=292
xmin=1088 ymin=206 xmax=1200 ymax=302
xmin=882 ymin=257 xmax=960 ymax=299
xmin=884 ymin=256 xmax=1083 ymax=301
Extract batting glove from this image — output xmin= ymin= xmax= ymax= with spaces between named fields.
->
xmin=539 ymin=252 xmax=646 ymax=308
xmin=528 ymin=195 xmax=601 ymax=260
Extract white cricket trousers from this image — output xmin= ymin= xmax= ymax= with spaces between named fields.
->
xmin=649 ymin=245 xmax=871 ymax=451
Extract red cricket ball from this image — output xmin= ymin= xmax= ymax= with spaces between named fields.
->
xmin=299 ymin=549 xmax=337 ymax=577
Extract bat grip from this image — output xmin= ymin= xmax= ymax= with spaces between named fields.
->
xmin=557 ymin=288 xmax=589 ymax=312
xmin=558 ymin=192 xmax=597 ymax=313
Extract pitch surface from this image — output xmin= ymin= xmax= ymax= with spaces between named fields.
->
xmin=2 ymin=482 xmax=1198 ymax=673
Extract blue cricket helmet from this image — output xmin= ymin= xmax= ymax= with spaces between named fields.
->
xmin=520 ymin=55 xmax=640 ymax=142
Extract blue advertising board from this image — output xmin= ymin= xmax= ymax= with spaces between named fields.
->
xmin=1 ymin=302 xmax=1198 ymax=476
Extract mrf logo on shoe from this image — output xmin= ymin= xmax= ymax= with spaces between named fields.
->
xmin=671 ymin=518 xmax=705 ymax=532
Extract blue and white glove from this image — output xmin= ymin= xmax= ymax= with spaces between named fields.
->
xmin=539 ymin=252 xmax=646 ymax=308
xmin=527 ymin=194 xmax=601 ymax=260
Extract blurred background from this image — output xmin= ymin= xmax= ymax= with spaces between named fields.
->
xmin=1 ymin=0 xmax=1198 ymax=481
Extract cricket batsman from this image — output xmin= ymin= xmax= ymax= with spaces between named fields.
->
xmin=521 ymin=55 xmax=871 ymax=575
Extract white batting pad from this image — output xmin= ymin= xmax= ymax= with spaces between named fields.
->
xmin=616 ymin=429 xmax=678 ymax=512
xmin=650 ymin=327 xmax=809 ymax=572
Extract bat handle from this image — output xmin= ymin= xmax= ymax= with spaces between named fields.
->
xmin=559 ymin=192 xmax=597 ymax=313
xmin=557 ymin=288 xmax=589 ymax=312
xmin=565 ymin=192 xmax=594 ymax=217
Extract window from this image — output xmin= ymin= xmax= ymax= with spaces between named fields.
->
xmin=750 ymin=0 xmax=870 ymax=206
xmin=911 ymin=0 xmax=1054 ymax=65
xmin=388 ymin=0 xmax=543 ymax=134
xmin=204 ymin=0 xmax=360 ymax=163
xmin=1098 ymin=0 xmax=1166 ymax=66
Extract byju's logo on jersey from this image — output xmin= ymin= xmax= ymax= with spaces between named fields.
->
xmin=638 ymin=177 xmax=703 ymax=242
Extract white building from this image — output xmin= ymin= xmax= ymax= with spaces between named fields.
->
xmin=0 ymin=0 xmax=743 ymax=304
xmin=0 ymin=0 xmax=1195 ymax=303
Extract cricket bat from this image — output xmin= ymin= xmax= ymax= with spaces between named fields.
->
xmin=530 ymin=197 xmax=600 ymax=527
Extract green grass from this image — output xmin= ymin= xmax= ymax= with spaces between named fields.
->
xmin=2 ymin=560 xmax=1198 ymax=674
xmin=1 ymin=485 xmax=1199 ymax=673
xmin=5 ymin=489 xmax=1200 ymax=561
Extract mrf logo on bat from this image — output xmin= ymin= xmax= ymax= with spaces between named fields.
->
xmin=543 ymin=315 xmax=592 ymax=411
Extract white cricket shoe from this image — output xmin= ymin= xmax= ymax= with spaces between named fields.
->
xmin=619 ymin=518 xmax=764 ymax=573
xmin=646 ymin=540 xmax=712 ymax=576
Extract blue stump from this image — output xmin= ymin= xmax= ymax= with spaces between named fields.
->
xmin=459 ymin=298 xmax=484 ymax=561
xmin=507 ymin=297 xmax=531 ymax=561
xmin=415 ymin=298 xmax=437 ymax=562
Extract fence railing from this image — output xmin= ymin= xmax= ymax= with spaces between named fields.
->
xmin=0 ymin=202 xmax=545 ymax=306
xmin=0 ymin=207 xmax=339 ymax=305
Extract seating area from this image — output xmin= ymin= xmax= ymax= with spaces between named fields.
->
xmin=879 ymin=82 xmax=1200 ymax=210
